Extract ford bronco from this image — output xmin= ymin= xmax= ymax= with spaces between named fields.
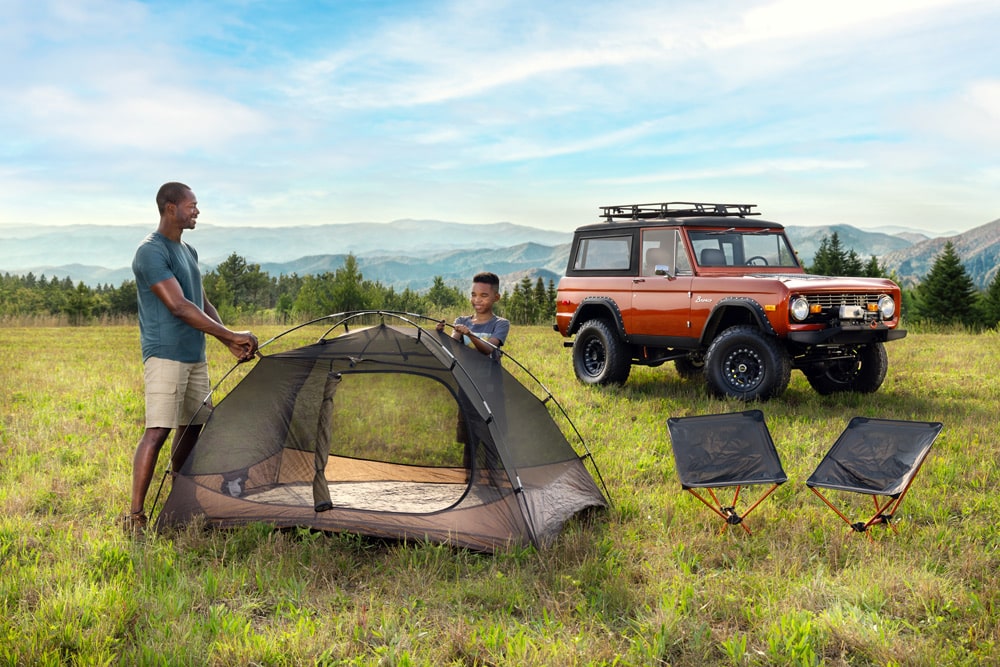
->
xmin=554 ymin=202 xmax=906 ymax=401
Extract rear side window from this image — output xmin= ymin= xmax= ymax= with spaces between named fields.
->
xmin=573 ymin=236 xmax=632 ymax=271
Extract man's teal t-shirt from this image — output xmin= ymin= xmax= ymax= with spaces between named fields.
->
xmin=132 ymin=232 xmax=207 ymax=363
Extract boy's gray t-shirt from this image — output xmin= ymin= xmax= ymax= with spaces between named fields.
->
xmin=132 ymin=232 xmax=207 ymax=363
xmin=453 ymin=314 xmax=510 ymax=361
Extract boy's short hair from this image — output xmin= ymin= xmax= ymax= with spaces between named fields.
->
xmin=473 ymin=272 xmax=500 ymax=291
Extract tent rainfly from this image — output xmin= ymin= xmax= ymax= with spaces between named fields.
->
xmin=156 ymin=311 xmax=609 ymax=552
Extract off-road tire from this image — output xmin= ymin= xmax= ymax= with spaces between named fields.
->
xmin=572 ymin=319 xmax=631 ymax=386
xmin=803 ymin=343 xmax=888 ymax=395
xmin=704 ymin=325 xmax=791 ymax=401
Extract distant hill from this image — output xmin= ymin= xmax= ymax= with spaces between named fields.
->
xmin=257 ymin=242 xmax=570 ymax=292
xmin=2 ymin=216 xmax=998 ymax=291
xmin=0 ymin=219 xmax=570 ymax=268
xmin=879 ymin=218 xmax=1000 ymax=289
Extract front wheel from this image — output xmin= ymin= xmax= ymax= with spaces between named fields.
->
xmin=804 ymin=343 xmax=888 ymax=395
xmin=572 ymin=319 xmax=631 ymax=386
xmin=704 ymin=326 xmax=791 ymax=401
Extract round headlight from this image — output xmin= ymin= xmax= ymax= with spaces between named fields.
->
xmin=790 ymin=296 xmax=810 ymax=321
xmin=878 ymin=294 xmax=895 ymax=319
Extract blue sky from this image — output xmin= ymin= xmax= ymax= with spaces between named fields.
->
xmin=2 ymin=0 xmax=998 ymax=234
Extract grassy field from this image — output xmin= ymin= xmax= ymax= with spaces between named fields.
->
xmin=1 ymin=322 xmax=998 ymax=665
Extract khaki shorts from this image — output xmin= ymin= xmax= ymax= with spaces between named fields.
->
xmin=144 ymin=358 xmax=214 ymax=429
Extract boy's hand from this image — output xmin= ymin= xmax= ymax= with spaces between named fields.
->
xmin=435 ymin=320 xmax=446 ymax=332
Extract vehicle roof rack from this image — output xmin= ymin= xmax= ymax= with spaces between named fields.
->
xmin=600 ymin=202 xmax=759 ymax=222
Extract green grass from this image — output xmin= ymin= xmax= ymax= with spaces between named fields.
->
xmin=1 ymin=323 xmax=998 ymax=665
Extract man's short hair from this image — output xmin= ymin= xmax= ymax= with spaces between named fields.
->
xmin=473 ymin=271 xmax=500 ymax=291
xmin=156 ymin=182 xmax=192 ymax=214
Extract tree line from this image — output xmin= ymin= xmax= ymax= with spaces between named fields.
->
xmin=2 ymin=235 xmax=997 ymax=329
xmin=0 ymin=253 xmax=558 ymax=326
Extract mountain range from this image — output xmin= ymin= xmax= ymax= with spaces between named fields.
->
xmin=1 ymin=216 xmax=998 ymax=292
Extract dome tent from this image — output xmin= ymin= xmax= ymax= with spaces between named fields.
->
xmin=156 ymin=311 xmax=608 ymax=552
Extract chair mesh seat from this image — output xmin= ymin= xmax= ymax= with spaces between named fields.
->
xmin=806 ymin=417 xmax=943 ymax=534
xmin=667 ymin=410 xmax=787 ymax=534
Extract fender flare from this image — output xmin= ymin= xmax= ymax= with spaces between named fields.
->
xmin=700 ymin=296 xmax=778 ymax=345
xmin=568 ymin=296 xmax=627 ymax=338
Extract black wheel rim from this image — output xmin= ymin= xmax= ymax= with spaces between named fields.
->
xmin=581 ymin=337 xmax=606 ymax=377
xmin=722 ymin=345 xmax=765 ymax=391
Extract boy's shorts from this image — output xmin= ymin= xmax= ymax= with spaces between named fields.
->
xmin=144 ymin=358 xmax=213 ymax=428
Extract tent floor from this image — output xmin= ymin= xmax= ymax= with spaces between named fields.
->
xmin=244 ymin=480 xmax=489 ymax=513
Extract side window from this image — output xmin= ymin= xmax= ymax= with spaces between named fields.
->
xmin=674 ymin=235 xmax=692 ymax=274
xmin=641 ymin=229 xmax=678 ymax=276
xmin=573 ymin=236 xmax=632 ymax=271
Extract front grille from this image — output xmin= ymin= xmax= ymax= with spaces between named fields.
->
xmin=806 ymin=293 xmax=883 ymax=308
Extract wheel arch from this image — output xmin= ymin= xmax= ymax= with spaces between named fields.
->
xmin=699 ymin=297 xmax=778 ymax=346
xmin=568 ymin=297 xmax=627 ymax=338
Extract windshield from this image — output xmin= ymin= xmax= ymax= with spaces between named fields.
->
xmin=688 ymin=230 xmax=800 ymax=268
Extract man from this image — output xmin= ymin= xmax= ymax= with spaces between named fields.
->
xmin=126 ymin=182 xmax=258 ymax=533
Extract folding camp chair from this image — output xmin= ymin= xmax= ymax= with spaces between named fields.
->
xmin=667 ymin=410 xmax=787 ymax=534
xmin=806 ymin=417 xmax=943 ymax=536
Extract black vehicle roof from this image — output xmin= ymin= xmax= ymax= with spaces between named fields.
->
xmin=572 ymin=201 xmax=786 ymax=232
xmin=573 ymin=217 xmax=786 ymax=233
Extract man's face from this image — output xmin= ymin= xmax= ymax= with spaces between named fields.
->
xmin=171 ymin=191 xmax=199 ymax=229
xmin=470 ymin=282 xmax=499 ymax=313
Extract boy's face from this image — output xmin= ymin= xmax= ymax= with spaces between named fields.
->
xmin=470 ymin=281 xmax=500 ymax=315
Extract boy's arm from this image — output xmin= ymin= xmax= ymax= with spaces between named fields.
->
xmin=487 ymin=318 xmax=510 ymax=350
xmin=451 ymin=323 xmax=495 ymax=356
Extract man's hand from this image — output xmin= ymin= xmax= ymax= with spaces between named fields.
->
xmin=226 ymin=331 xmax=258 ymax=361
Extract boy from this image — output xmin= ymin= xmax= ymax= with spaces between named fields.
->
xmin=437 ymin=271 xmax=510 ymax=360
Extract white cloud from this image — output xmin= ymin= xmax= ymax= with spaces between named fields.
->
xmin=596 ymin=159 xmax=867 ymax=185
xmin=16 ymin=81 xmax=269 ymax=153
xmin=708 ymin=0 xmax=983 ymax=47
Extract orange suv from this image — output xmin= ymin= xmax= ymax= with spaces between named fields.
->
xmin=554 ymin=202 xmax=906 ymax=401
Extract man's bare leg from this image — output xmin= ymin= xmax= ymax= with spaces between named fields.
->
xmin=129 ymin=427 xmax=171 ymax=527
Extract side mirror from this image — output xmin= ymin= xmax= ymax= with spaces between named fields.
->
xmin=654 ymin=264 xmax=674 ymax=278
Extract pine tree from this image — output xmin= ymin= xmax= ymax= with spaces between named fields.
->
xmin=810 ymin=232 xmax=849 ymax=275
xmin=532 ymin=277 xmax=550 ymax=320
xmin=427 ymin=276 xmax=463 ymax=309
xmin=916 ymin=241 xmax=978 ymax=326
xmin=844 ymin=249 xmax=865 ymax=276
xmin=980 ymin=270 xmax=1000 ymax=329
xmin=863 ymin=255 xmax=884 ymax=278
xmin=809 ymin=236 xmax=833 ymax=274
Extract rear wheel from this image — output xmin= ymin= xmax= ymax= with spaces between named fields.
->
xmin=572 ymin=319 xmax=631 ymax=385
xmin=704 ymin=326 xmax=791 ymax=401
xmin=804 ymin=343 xmax=888 ymax=395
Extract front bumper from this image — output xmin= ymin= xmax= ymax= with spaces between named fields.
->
xmin=787 ymin=325 xmax=907 ymax=346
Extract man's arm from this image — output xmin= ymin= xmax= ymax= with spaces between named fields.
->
xmin=201 ymin=289 xmax=226 ymax=326
xmin=150 ymin=278 xmax=257 ymax=360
